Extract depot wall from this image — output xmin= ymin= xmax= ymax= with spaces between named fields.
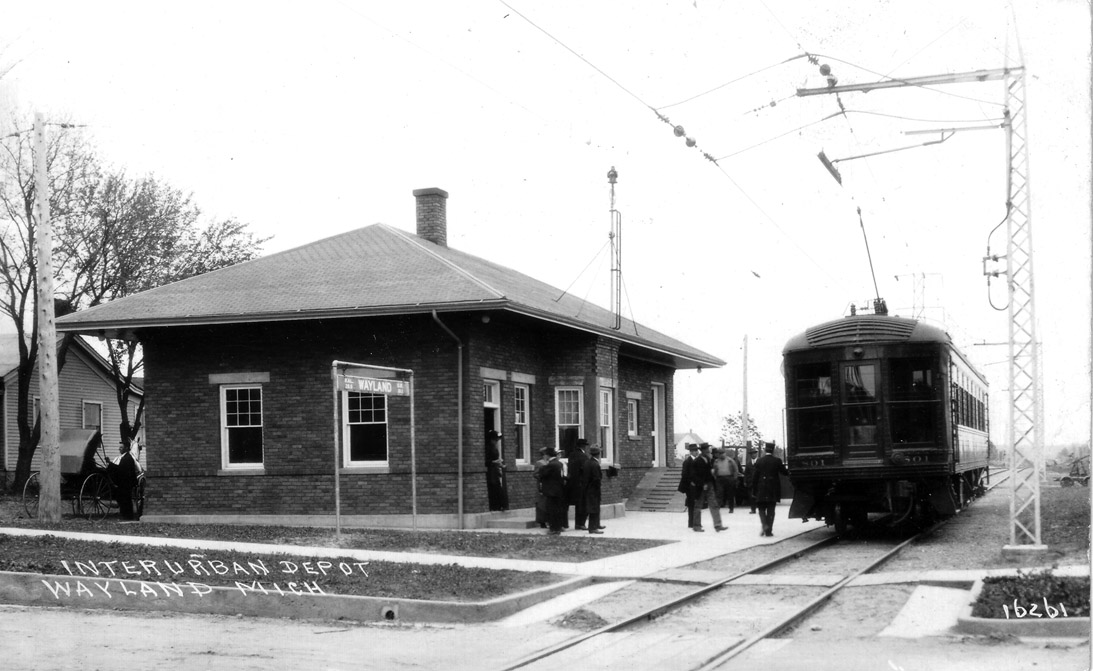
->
xmin=139 ymin=312 xmax=674 ymax=521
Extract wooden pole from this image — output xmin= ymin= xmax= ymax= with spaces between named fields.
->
xmin=34 ymin=112 xmax=60 ymax=522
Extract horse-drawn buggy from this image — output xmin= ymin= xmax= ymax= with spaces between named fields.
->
xmin=22 ymin=428 xmax=146 ymax=520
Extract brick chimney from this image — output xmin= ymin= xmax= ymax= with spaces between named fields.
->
xmin=413 ymin=187 xmax=448 ymax=247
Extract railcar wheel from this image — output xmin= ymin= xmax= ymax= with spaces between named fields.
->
xmin=22 ymin=472 xmax=40 ymax=519
xmin=78 ymin=472 xmax=114 ymax=521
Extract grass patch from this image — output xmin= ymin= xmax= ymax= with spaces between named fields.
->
xmin=972 ymin=569 xmax=1090 ymax=619
xmin=0 ymin=496 xmax=670 ymax=562
xmin=0 ymin=533 xmax=562 ymax=601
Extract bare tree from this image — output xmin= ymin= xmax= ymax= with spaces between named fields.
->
xmin=0 ymin=120 xmax=98 ymax=492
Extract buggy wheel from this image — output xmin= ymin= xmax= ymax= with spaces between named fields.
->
xmin=79 ymin=472 xmax=114 ymax=520
xmin=22 ymin=472 xmax=40 ymax=519
xmin=133 ymin=475 xmax=146 ymax=518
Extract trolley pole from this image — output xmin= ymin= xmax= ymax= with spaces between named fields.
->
xmin=34 ymin=112 xmax=61 ymax=523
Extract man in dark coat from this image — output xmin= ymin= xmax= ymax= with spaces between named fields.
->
xmin=677 ymin=443 xmax=699 ymax=529
xmin=751 ymin=442 xmax=789 ymax=537
xmin=485 ymin=430 xmax=508 ymax=511
xmin=539 ymin=447 xmax=567 ymax=534
xmin=567 ymin=438 xmax=590 ymax=529
xmin=532 ymin=447 xmax=552 ymax=528
xmin=583 ymin=446 xmax=605 ymax=534
xmin=108 ymin=442 xmax=141 ymax=521
xmin=692 ymin=444 xmax=726 ymax=532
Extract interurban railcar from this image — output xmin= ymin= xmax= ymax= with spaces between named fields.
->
xmin=783 ymin=313 xmax=990 ymax=532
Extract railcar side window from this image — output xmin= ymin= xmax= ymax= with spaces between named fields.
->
xmin=843 ymin=364 xmax=878 ymax=445
xmin=792 ymin=363 xmax=833 ymax=448
xmin=889 ymin=358 xmax=937 ymax=444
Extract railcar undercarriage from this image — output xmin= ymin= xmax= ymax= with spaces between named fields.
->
xmin=788 ymin=466 xmax=989 ymax=534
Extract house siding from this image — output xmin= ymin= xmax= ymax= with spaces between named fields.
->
xmin=2 ymin=343 xmax=141 ymax=475
xmin=141 ymin=312 xmax=675 ymax=519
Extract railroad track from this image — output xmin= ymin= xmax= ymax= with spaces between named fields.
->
xmin=498 ymin=471 xmax=1010 ymax=671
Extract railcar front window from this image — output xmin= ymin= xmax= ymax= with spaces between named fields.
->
xmin=843 ymin=364 xmax=878 ymax=445
xmin=889 ymin=358 xmax=937 ymax=444
xmin=792 ymin=363 xmax=833 ymax=448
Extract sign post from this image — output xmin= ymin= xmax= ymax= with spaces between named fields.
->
xmin=331 ymin=361 xmax=416 ymax=537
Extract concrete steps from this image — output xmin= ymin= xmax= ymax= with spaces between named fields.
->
xmin=624 ymin=466 xmax=685 ymax=512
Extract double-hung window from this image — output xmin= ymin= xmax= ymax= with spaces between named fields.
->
xmin=514 ymin=384 xmax=531 ymax=463
xmin=345 ymin=392 xmax=388 ymax=465
xmin=627 ymin=398 xmax=639 ymax=437
xmin=221 ymin=385 xmax=264 ymax=468
xmin=555 ymin=387 xmax=582 ymax=454
xmin=599 ymin=388 xmax=614 ymax=463
xmin=82 ymin=401 xmax=102 ymax=431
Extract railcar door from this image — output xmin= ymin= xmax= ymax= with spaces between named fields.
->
xmin=839 ymin=361 xmax=883 ymax=460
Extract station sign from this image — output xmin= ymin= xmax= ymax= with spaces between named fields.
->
xmin=338 ymin=375 xmax=410 ymax=396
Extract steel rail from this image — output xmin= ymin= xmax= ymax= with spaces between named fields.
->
xmin=694 ymin=468 xmax=1009 ymax=669
xmin=496 ymin=531 xmax=838 ymax=671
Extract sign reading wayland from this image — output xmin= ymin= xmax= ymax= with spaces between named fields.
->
xmin=337 ymin=375 xmax=410 ymax=396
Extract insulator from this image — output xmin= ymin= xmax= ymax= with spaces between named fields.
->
xmin=685 ymin=137 xmax=696 ymax=147
xmin=673 ymin=125 xmax=685 ymax=137
xmin=819 ymin=63 xmax=831 ymax=76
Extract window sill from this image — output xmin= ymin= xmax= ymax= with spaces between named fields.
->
xmin=217 ymin=468 xmax=266 ymax=476
xmin=627 ymin=435 xmax=641 ymax=441
xmin=512 ymin=463 xmax=534 ymax=472
xmin=340 ymin=466 xmax=391 ymax=474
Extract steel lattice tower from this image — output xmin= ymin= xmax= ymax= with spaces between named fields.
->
xmin=1001 ymin=67 xmax=1045 ymax=550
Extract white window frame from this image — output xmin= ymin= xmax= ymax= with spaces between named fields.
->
xmin=514 ymin=383 xmax=531 ymax=463
xmin=343 ymin=391 xmax=389 ymax=467
xmin=627 ymin=398 xmax=639 ymax=437
xmin=599 ymin=388 xmax=614 ymax=464
xmin=220 ymin=384 xmax=264 ymax=469
xmin=82 ymin=400 xmax=103 ymax=431
xmin=555 ymin=387 xmax=583 ymax=452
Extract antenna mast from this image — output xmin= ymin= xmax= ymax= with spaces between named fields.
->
xmin=608 ymin=167 xmax=622 ymax=330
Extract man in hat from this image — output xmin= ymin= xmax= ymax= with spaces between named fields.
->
xmin=677 ymin=443 xmax=700 ymax=529
xmin=567 ymin=438 xmax=590 ymax=529
xmin=485 ymin=430 xmax=508 ymax=511
xmin=751 ymin=442 xmax=789 ymax=537
xmin=532 ymin=447 xmax=552 ymax=528
xmin=692 ymin=443 xmax=726 ymax=532
xmin=712 ymin=447 xmax=740 ymax=513
xmin=583 ymin=446 xmax=605 ymax=534
xmin=538 ymin=447 xmax=567 ymax=534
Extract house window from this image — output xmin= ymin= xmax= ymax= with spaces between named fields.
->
xmin=345 ymin=392 xmax=388 ymax=465
xmin=599 ymin=388 xmax=614 ymax=463
xmin=83 ymin=401 xmax=103 ymax=431
xmin=221 ymin=385 xmax=263 ymax=468
xmin=627 ymin=398 xmax=639 ymax=437
xmin=483 ymin=381 xmax=499 ymax=407
xmin=555 ymin=387 xmax=582 ymax=454
xmin=514 ymin=384 xmax=530 ymax=463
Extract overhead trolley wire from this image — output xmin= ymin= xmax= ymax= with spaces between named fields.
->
xmin=655 ymin=53 xmax=810 ymax=110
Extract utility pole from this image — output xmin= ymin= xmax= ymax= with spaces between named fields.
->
xmin=799 ymin=65 xmax=1044 ymax=555
xmin=34 ymin=112 xmax=61 ymax=522
xmin=742 ymin=335 xmax=749 ymax=449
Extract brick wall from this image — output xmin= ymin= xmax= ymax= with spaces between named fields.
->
xmin=141 ymin=312 xmax=676 ymax=518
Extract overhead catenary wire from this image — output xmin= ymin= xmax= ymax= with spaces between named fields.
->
xmin=655 ymin=53 xmax=810 ymax=110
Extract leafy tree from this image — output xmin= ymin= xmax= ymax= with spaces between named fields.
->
xmin=64 ymin=172 xmax=268 ymax=455
xmin=719 ymin=411 xmax=764 ymax=447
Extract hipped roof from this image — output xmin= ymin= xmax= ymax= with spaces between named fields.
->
xmin=57 ymin=224 xmax=724 ymax=369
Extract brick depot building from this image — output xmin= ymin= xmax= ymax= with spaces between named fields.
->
xmin=56 ymin=188 xmax=723 ymax=528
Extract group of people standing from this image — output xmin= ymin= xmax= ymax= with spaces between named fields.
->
xmin=679 ymin=441 xmax=788 ymax=536
xmin=533 ymin=438 xmax=606 ymax=535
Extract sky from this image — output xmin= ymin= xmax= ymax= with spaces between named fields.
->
xmin=0 ymin=0 xmax=1088 ymax=449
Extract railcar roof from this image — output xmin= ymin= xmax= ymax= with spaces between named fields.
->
xmin=782 ymin=315 xmax=952 ymax=354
